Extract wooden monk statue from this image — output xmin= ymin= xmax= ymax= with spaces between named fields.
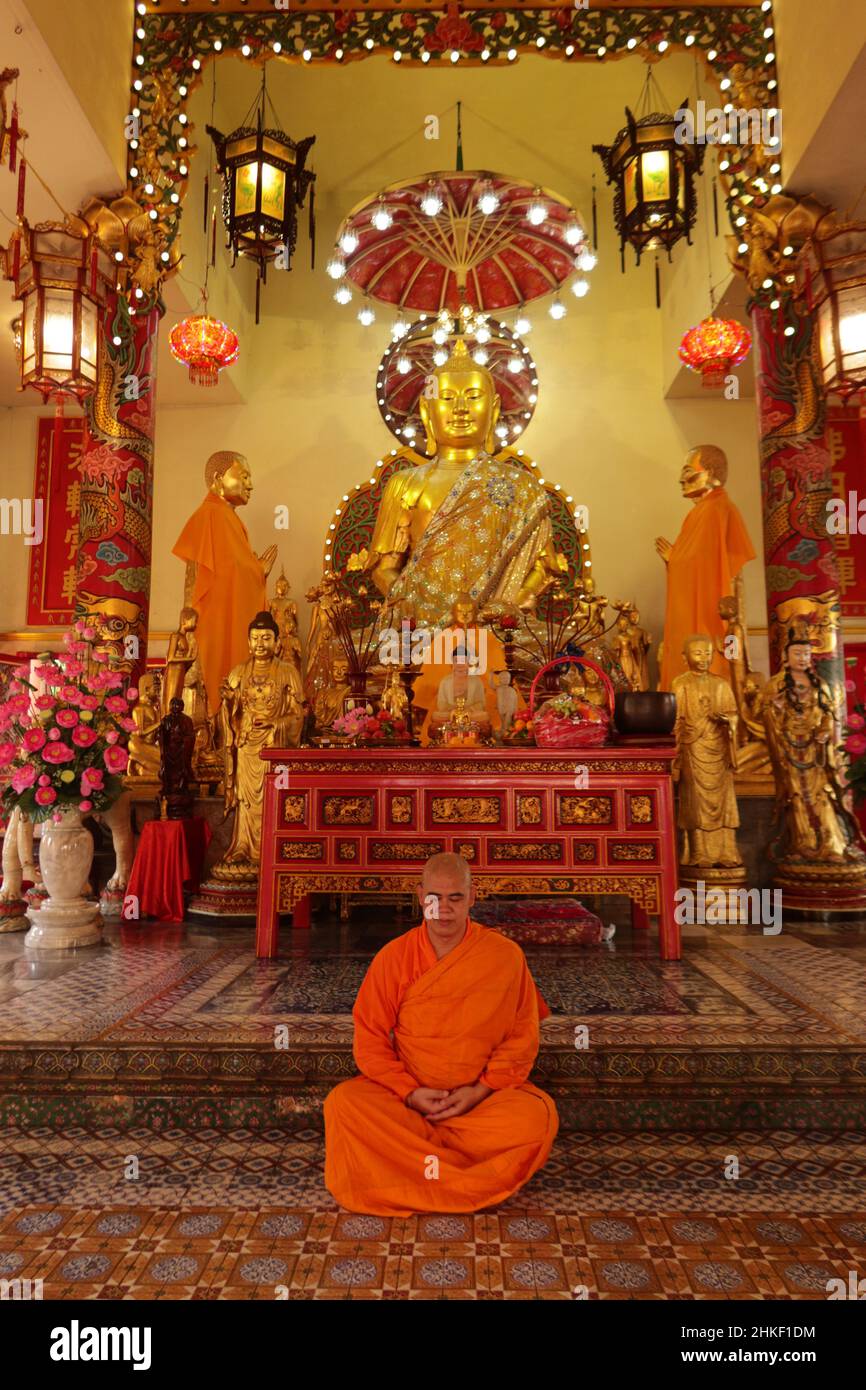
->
xmin=172 ymin=451 xmax=277 ymax=717
xmin=656 ymin=445 xmax=756 ymax=690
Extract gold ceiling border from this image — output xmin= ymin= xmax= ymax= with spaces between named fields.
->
xmin=129 ymin=6 xmax=780 ymax=300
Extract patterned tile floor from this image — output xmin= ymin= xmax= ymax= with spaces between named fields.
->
xmin=1 ymin=1126 xmax=864 ymax=1298
xmin=2 ymin=912 xmax=865 ymax=1297
xmin=0 ymin=912 xmax=864 ymax=1049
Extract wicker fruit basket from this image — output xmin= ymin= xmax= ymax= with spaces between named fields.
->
xmin=529 ymin=655 xmax=613 ymax=749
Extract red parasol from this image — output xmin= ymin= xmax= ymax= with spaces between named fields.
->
xmin=330 ymin=170 xmax=594 ymax=315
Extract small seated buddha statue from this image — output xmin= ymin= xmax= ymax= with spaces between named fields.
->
xmin=429 ymin=648 xmax=490 ymax=742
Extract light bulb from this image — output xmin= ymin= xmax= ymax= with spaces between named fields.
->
xmin=473 ymin=348 xmax=489 ymax=366
xmin=432 ymin=327 xmax=448 ymax=346
xmin=396 ymin=355 xmax=412 ymax=374
xmin=576 ymin=247 xmax=597 ymax=272
xmin=372 ymin=205 xmax=392 ymax=231
xmin=477 ymin=184 xmax=499 ymax=215
xmin=420 ymin=184 xmax=443 ymax=216
xmin=391 ymin=318 xmax=409 ymax=340
xmin=514 ymin=313 xmax=531 ymax=336
xmin=339 ymin=230 xmax=359 ymax=255
xmin=527 ymin=197 xmax=548 ymax=226
xmin=507 ymin=355 xmax=523 ymax=373
xmin=475 ymin=326 xmax=491 ymax=344
xmin=549 ymin=299 xmax=566 ymax=320
xmin=358 ymin=305 xmax=376 ymax=327
xmin=433 ymin=348 xmax=448 ymax=366
xmin=564 ymin=221 xmax=583 ymax=246
xmin=572 ymin=278 xmax=590 ymax=299
xmin=334 ymin=286 xmax=352 ymax=305
xmin=326 ymin=255 xmax=346 ymax=280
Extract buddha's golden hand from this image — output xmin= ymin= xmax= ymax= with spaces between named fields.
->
xmin=258 ymin=543 xmax=278 ymax=576
xmin=655 ymin=537 xmax=673 ymax=564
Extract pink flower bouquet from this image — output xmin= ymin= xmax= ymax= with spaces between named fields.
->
xmin=0 ymin=617 xmax=134 ymax=823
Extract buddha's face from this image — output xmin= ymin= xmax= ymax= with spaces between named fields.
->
xmin=217 ymin=458 xmax=253 ymax=507
xmin=452 ymin=594 xmax=476 ymax=625
xmin=787 ymin=641 xmax=812 ymax=673
xmin=685 ymin=639 xmax=713 ymax=673
xmin=680 ymin=452 xmax=713 ymax=498
xmin=249 ymin=626 xmax=277 ymax=660
xmin=333 ymin=659 xmax=349 ymax=683
xmin=275 ymin=579 xmax=288 ymax=598
xmin=420 ymin=368 xmax=500 ymax=452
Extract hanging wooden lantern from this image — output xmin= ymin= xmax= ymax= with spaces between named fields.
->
xmin=593 ymin=104 xmax=705 ymax=267
xmin=796 ymin=222 xmax=866 ymax=399
xmin=207 ymin=96 xmax=315 ymax=321
xmin=5 ymin=219 xmax=112 ymax=402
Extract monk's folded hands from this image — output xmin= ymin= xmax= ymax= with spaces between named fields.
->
xmin=428 ymin=1080 xmax=493 ymax=1122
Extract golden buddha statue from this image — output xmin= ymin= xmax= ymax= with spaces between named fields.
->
xmin=127 ymin=671 xmax=163 ymax=780
xmin=172 ymin=451 xmax=277 ymax=717
xmin=317 ymin=655 xmax=352 ymax=730
xmin=270 ymin=567 xmax=302 ymax=667
xmin=162 ymin=606 xmax=199 ymax=715
xmin=672 ymin=635 xmax=742 ymax=872
xmin=304 ymin=569 xmax=343 ymax=725
xmin=366 ymin=339 xmax=561 ymax=626
xmin=211 ymin=612 xmax=303 ymax=882
xmin=718 ymin=586 xmax=772 ymax=783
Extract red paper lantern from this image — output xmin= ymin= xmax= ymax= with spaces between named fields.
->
xmin=168 ymin=312 xmax=239 ymax=387
xmin=678 ymin=315 xmax=752 ymax=389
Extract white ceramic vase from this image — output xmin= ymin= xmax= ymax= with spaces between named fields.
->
xmin=24 ymin=806 xmax=102 ymax=950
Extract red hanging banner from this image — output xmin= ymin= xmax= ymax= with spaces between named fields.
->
xmin=26 ymin=416 xmax=86 ymax=626
xmin=827 ymin=406 xmax=866 ymax=618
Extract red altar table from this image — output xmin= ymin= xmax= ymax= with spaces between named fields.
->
xmin=126 ymin=817 xmax=211 ymax=923
xmin=255 ymin=745 xmax=681 ymax=960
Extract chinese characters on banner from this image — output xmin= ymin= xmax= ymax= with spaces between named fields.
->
xmin=26 ymin=416 xmax=86 ymax=626
xmin=828 ymin=406 xmax=866 ymax=617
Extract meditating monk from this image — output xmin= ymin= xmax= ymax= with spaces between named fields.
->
xmin=324 ymin=853 xmax=558 ymax=1215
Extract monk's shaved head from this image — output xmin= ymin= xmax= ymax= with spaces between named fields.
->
xmin=421 ymin=852 xmax=472 ymax=890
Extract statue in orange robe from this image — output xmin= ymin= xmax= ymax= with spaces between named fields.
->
xmin=656 ymin=445 xmax=756 ymax=691
xmin=324 ymin=854 xmax=558 ymax=1216
xmin=172 ymin=452 xmax=277 ymax=716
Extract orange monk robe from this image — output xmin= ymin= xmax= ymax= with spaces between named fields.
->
xmin=172 ymin=492 xmax=267 ymax=715
xmin=324 ymin=919 xmax=558 ymax=1216
xmin=660 ymin=486 xmax=756 ymax=691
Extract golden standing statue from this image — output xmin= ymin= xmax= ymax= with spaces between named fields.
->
xmin=366 ymin=338 xmax=561 ymax=625
xmin=270 ymin=568 xmax=302 ymax=667
xmin=762 ymin=625 xmax=863 ymax=864
xmin=672 ymin=635 xmax=743 ymax=872
xmin=211 ymin=612 xmax=303 ymax=881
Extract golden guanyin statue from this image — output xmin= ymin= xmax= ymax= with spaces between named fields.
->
xmin=672 ymin=635 xmax=743 ymax=872
xmin=366 ymin=339 xmax=561 ymax=626
xmin=762 ymin=623 xmax=864 ymax=866
xmin=211 ymin=612 xmax=303 ymax=881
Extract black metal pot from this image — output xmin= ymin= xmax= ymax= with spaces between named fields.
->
xmin=614 ymin=690 xmax=677 ymax=736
